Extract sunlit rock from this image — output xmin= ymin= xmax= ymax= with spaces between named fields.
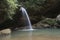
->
xmin=0 ymin=29 xmax=11 ymax=34
xmin=56 ymin=14 xmax=60 ymax=21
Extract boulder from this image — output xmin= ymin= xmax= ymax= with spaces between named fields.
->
xmin=0 ymin=29 xmax=11 ymax=35
xmin=56 ymin=14 xmax=60 ymax=21
xmin=54 ymin=14 xmax=60 ymax=28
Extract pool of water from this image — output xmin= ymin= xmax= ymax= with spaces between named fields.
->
xmin=0 ymin=29 xmax=60 ymax=40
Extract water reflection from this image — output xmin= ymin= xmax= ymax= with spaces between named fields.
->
xmin=0 ymin=34 xmax=11 ymax=40
xmin=28 ymin=31 xmax=32 ymax=40
xmin=0 ymin=29 xmax=60 ymax=40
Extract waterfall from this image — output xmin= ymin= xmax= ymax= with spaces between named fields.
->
xmin=20 ymin=7 xmax=33 ymax=30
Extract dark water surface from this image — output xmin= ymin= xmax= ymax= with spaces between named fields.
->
xmin=0 ymin=29 xmax=60 ymax=40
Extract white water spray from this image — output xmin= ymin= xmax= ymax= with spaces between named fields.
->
xmin=20 ymin=7 xmax=33 ymax=30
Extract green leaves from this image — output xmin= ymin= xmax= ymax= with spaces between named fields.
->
xmin=6 ymin=0 xmax=18 ymax=19
xmin=0 ymin=0 xmax=19 ymax=20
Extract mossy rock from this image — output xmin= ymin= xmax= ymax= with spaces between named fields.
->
xmin=41 ymin=18 xmax=56 ymax=25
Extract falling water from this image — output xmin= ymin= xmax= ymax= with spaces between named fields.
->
xmin=20 ymin=7 xmax=33 ymax=30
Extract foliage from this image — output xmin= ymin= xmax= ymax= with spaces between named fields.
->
xmin=6 ymin=0 xmax=18 ymax=19
xmin=18 ymin=0 xmax=46 ymax=9
xmin=18 ymin=0 xmax=60 ymax=18
xmin=17 ymin=0 xmax=47 ymax=24
xmin=0 ymin=0 xmax=19 ymax=20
